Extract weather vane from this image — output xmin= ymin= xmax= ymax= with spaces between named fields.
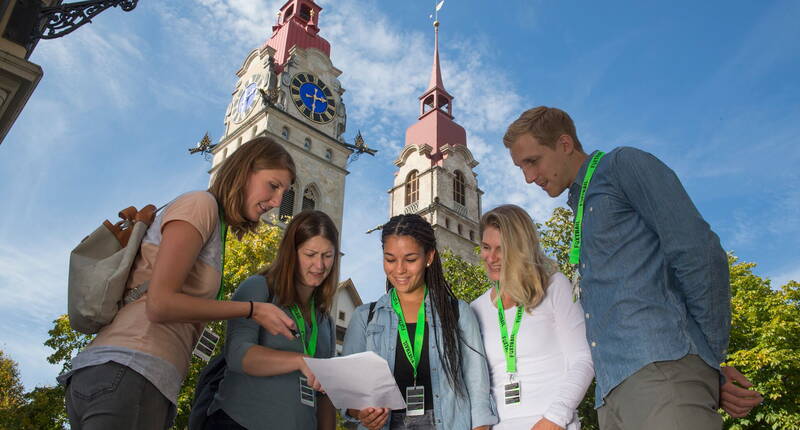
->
xmin=188 ymin=132 xmax=216 ymax=161
xmin=429 ymin=0 xmax=445 ymax=23
xmin=343 ymin=130 xmax=377 ymax=164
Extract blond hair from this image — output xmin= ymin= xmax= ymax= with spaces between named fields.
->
xmin=503 ymin=106 xmax=583 ymax=152
xmin=208 ymin=137 xmax=296 ymax=239
xmin=480 ymin=205 xmax=558 ymax=312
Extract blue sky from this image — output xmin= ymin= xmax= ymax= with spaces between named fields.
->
xmin=1 ymin=0 xmax=798 ymax=390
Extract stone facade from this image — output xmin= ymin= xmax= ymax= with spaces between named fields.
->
xmin=209 ymin=36 xmax=351 ymax=233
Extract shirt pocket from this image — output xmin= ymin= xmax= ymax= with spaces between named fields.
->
xmin=365 ymin=324 xmax=385 ymax=351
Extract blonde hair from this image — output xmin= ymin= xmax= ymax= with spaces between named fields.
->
xmin=503 ymin=106 xmax=583 ymax=152
xmin=208 ymin=137 xmax=296 ymax=239
xmin=480 ymin=204 xmax=558 ymax=312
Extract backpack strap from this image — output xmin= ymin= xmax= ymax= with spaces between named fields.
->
xmin=367 ymin=301 xmax=377 ymax=324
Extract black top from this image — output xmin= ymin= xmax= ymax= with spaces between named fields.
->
xmin=393 ymin=322 xmax=434 ymax=411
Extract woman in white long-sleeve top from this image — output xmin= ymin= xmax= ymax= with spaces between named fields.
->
xmin=471 ymin=204 xmax=594 ymax=430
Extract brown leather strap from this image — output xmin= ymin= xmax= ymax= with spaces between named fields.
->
xmin=103 ymin=204 xmax=157 ymax=247
xmin=135 ymin=204 xmax=157 ymax=225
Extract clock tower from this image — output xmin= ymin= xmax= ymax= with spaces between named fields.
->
xmin=210 ymin=0 xmax=351 ymax=232
xmin=388 ymin=22 xmax=483 ymax=264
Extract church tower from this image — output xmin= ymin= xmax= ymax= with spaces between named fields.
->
xmin=209 ymin=0 xmax=351 ymax=232
xmin=388 ymin=21 xmax=483 ymax=264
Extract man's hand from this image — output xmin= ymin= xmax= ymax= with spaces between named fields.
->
xmin=721 ymin=366 xmax=763 ymax=418
xmin=531 ymin=417 xmax=564 ymax=430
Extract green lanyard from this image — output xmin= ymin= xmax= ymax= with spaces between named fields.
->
xmin=495 ymin=284 xmax=524 ymax=374
xmin=289 ymin=297 xmax=318 ymax=357
xmin=569 ymin=151 xmax=606 ymax=265
xmin=390 ymin=287 xmax=427 ymax=381
xmin=215 ymin=208 xmax=229 ymax=301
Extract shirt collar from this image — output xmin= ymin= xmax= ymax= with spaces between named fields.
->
xmin=567 ymin=150 xmax=600 ymax=210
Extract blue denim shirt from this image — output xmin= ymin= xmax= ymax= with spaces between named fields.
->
xmin=567 ymin=147 xmax=731 ymax=408
xmin=341 ymin=292 xmax=498 ymax=430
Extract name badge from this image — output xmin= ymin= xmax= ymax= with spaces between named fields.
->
xmin=299 ymin=376 xmax=316 ymax=407
xmin=405 ymin=386 xmax=425 ymax=416
xmin=192 ymin=327 xmax=220 ymax=362
xmin=504 ymin=381 xmax=521 ymax=405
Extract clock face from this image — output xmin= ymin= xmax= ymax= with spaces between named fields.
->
xmin=290 ymin=73 xmax=337 ymax=123
xmin=232 ymin=75 xmax=263 ymax=123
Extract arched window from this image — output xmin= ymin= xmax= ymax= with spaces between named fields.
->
xmin=325 ymin=149 xmax=333 ymax=161
xmin=279 ymin=186 xmax=295 ymax=219
xmin=445 ymin=218 xmax=450 ymax=229
xmin=469 ymin=230 xmax=474 ymax=241
xmin=281 ymin=126 xmax=290 ymax=139
xmin=302 ymin=185 xmax=317 ymax=211
xmin=304 ymin=138 xmax=312 ymax=151
xmin=458 ymin=224 xmax=463 ymax=235
xmin=453 ymin=170 xmax=465 ymax=206
xmin=405 ymin=170 xmax=419 ymax=206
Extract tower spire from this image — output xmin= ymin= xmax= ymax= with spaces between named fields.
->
xmin=428 ymin=20 xmax=445 ymax=92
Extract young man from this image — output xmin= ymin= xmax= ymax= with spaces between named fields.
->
xmin=503 ymin=106 xmax=762 ymax=430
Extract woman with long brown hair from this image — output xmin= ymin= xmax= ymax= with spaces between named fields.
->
xmin=61 ymin=137 xmax=298 ymax=430
xmin=204 ymin=210 xmax=340 ymax=429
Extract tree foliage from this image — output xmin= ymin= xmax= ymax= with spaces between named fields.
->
xmin=0 ymin=350 xmax=25 ymax=428
xmin=440 ymin=248 xmax=492 ymax=303
xmin=722 ymin=256 xmax=800 ymax=430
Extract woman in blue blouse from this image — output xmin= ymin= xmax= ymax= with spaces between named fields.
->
xmin=342 ymin=214 xmax=498 ymax=430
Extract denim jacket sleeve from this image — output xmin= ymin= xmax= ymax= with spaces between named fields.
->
xmin=457 ymin=300 xmax=499 ymax=428
xmin=612 ymin=147 xmax=731 ymax=364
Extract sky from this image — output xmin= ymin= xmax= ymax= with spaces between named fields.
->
xmin=1 ymin=0 xmax=798 ymax=391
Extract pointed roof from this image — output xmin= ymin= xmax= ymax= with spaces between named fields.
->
xmin=404 ymin=20 xmax=467 ymax=165
xmin=427 ymin=22 xmax=445 ymax=92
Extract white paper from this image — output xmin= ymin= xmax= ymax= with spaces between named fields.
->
xmin=304 ymin=351 xmax=405 ymax=410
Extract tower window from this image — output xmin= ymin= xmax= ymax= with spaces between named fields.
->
xmin=405 ymin=170 xmax=419 ymax=206
xmin=458 ymin=224 xmax=463 ymax=235
xmin=302 ymin=185 xmax=317 ymax=211
xmin=338 ymin=311 xmax=345 ymax=321
xmin=237 ymin=136 xmax=242 ymax=148
xmin=223 ymin=148 xmax=228 ymax=159
xmin=281 ymin=126 xmax=290 ymax=139
xmin=469 ymin=230 xmax=474 ymax=241
xmin=284 ymin=5 xmax=294 ymax=22
xmin=325 ymin=149 xmax=333 ymax=161
xmin=445 ymin=218 xmax=450 ymax=229
xmin=299 ymin=4 xmax=312 ymax=21
xmin=252 ymin=125 xmax=258 ymax=137
xmin=304 ymin=138 xmax=312 ymax=150
xmin=453 ymin=170 xmax=465 ymax=206
xmin=279 ymin=186 xmax=295 ymax=219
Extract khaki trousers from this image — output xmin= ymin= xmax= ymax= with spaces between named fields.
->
xmin=598 ymin=354 xmax=722 ymax=430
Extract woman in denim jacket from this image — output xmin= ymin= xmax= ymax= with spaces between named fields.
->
xmin=342 ymin=214 xmax=498 ymax=430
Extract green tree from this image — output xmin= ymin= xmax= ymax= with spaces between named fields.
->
xmin=0 ymin=350 xmax=25 ymax=428
xmin=16 ymin=386 xmax=68 ymax=430
xmin=441 ymin=248 xmax=492 ymax=303
xmin=722 ymin=256 xmax=800 ymax=430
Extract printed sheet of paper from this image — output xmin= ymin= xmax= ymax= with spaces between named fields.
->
xmin=304 ymin=351 xmax=405 ymax=410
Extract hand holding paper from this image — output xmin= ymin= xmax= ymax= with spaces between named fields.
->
xmin=303 ymin=351 xmax=405 ymax=410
